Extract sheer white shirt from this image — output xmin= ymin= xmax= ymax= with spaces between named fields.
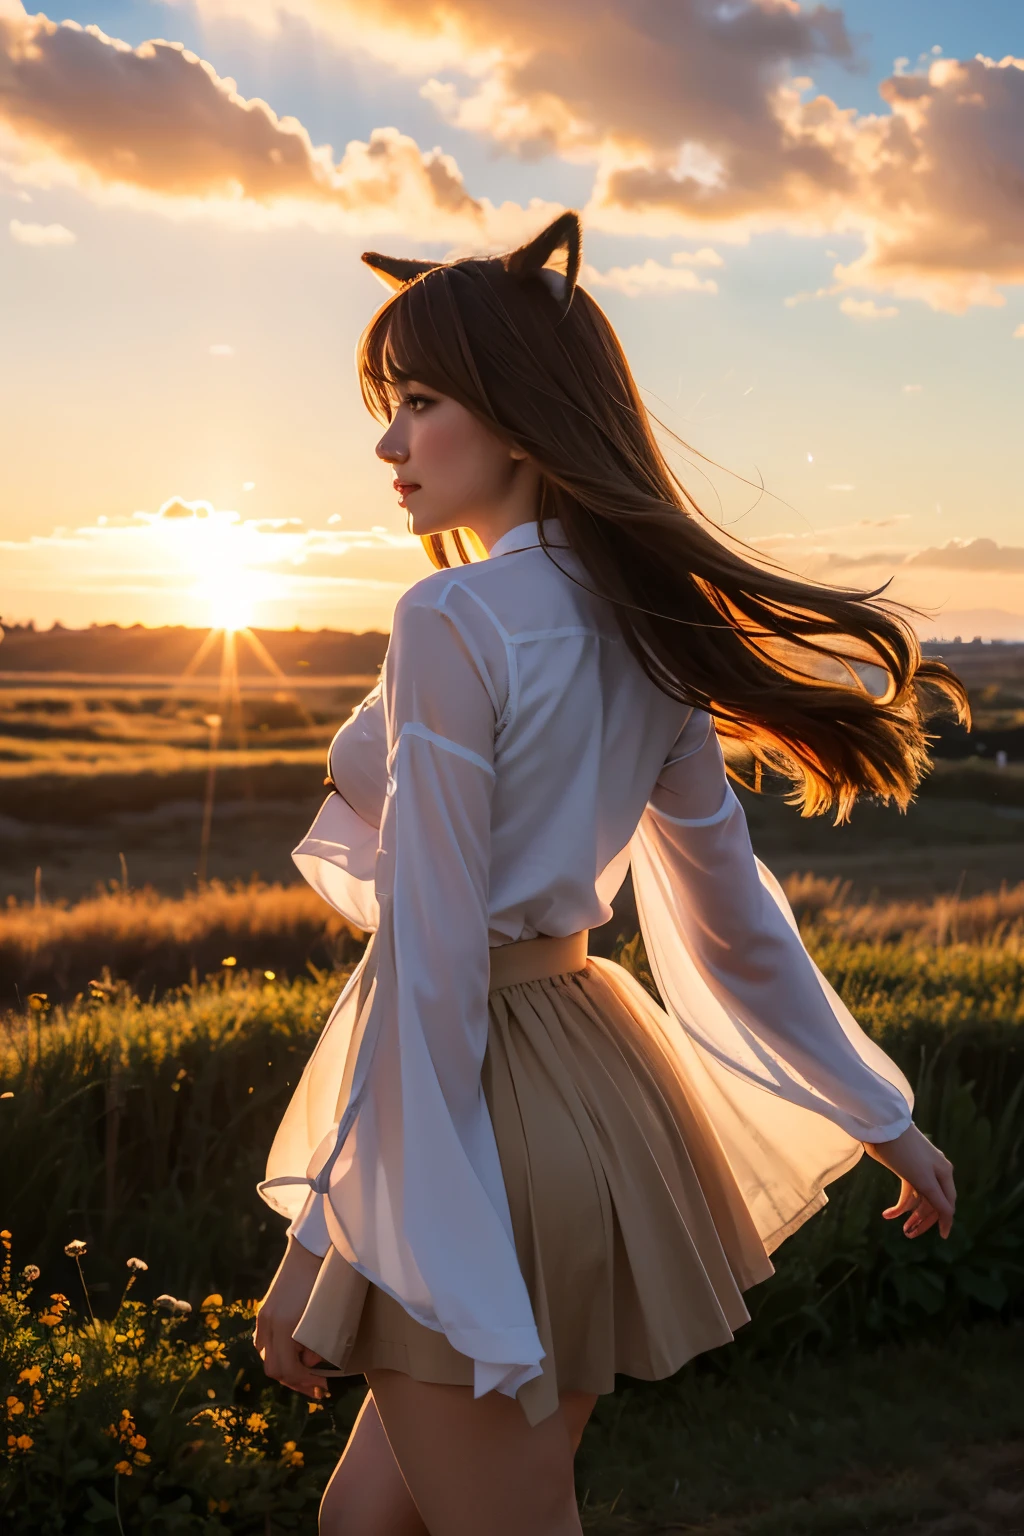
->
xmin=259 ymin=516 xmax=913 ymax=1406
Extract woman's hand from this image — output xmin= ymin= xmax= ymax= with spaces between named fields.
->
xmin=863 ymin=1123 xmax=956 ymax=1239
xmin=253 ymin=1236 xmax=330 ymax=1400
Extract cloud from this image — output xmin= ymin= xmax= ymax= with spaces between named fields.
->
xmin=0 ymin=500 xmax=430 ymax=629
xmin=839 ymin=296 xmax=898 ymax=320
xmin=593 ymin=52 xmax=1024 ymax=313
xmin=180 ymin=0 xmax=1024 ymax=313
xmin=805 ymin=537 xmax=1024 ymax=575
xmin=669 ymin=247 xmax=723 ymax=268
xmin=0 ymin=5 xmax=552 ymax=241
xmin=582 ymin=257 xmax=717 ymax=297
xmin=9 ymin=216 xmax=75 ymax=244
xmin=4 ymin=1 xmax=1022 ymax=310
xmin=904 ymin=538 xmax=1024 ymax=574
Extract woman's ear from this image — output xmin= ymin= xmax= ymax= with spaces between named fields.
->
xmin=361 ymin=252 xmax=441 ymax=292
xmin=505 ymin=210 xmax=582 ymax=319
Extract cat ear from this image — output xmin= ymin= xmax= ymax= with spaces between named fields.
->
xmin=505 ymin=210 xmax=582 ymax=319
xmin=361 ymin=252 xmax=441 ymax=292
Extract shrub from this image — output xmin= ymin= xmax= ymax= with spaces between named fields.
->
xmin=0 ymin=1234 xmax=362 ymax=1532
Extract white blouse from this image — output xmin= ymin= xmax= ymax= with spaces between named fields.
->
xmin=259 ymin=516 xmax=913 ymax=1406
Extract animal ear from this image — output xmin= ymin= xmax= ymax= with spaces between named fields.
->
xmin=361 ymin=252 xmax=441 ymax=292
xmin=505 ymin=210 xmax=582 ymax=318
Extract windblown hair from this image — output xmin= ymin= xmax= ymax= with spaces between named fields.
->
xmin=356 ymin=212 xmax=968 ymax=821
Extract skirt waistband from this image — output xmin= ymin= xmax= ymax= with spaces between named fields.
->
xmin=488 ymin=930 xmax=589 ymax=991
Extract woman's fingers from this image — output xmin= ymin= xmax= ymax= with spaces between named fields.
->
xmin=903 ymin=1199 xmax=937 ymax=1239
xmin=868 ymin=1128 xmax=957 ymax=1240
xmin=882 ymin=1179 xmax=917 ymax=1221
xmin=887 ymin=1173 xmax=954 ymax=1241
xmin=927 ymin=1171 xmax=956 ymax=1239
xmin=255 ymin=1319 xmax=328 ymax=1398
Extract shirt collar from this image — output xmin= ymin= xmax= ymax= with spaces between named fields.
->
xmin=487 ymin=517 xmax=568 ymax=559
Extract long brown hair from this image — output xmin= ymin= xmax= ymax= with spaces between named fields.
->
xmin=357 ymin=212 xmax=967 ymax=821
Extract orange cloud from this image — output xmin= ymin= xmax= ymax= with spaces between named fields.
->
xmin=186 ymin=0 xmax=1024 ymax=312
xmin=0 ymin=5 xmax=551 ymax=240
xmin=581 ymin=256 xmax=719 ymax=298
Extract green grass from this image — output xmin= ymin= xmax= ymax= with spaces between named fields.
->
xmin=1 ymin=912 xmax=1023 ymax=1530
xmin=2 ymin=1234 xmax=1021 ymax=1533
xmin=576 ymin=1323 xmax=1024 ymax=1533
xmin=2 ymin=938 xmax=1022 ymax=1341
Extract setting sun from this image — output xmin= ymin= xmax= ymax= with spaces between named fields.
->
xmin=205 ymin=576 xmax=259 ymax=633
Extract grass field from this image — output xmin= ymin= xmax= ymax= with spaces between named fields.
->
xmin=2 ymin=631 xmax=1023 ymax=1529
xmin=2 ymin=891 xmax=1023 ymax=1529
xmin=2 ymin=635 xmax=1023 ymax=904
xmin=1 ymin=926 xmax=1022 ymax=1530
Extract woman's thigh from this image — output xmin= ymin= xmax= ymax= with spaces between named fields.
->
xmin=321 ymin=1376 xmax=598 ymax=1536
xmin=319 ymin=1388 xmax=428 ymax=1536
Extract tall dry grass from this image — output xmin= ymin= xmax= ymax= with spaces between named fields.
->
xmin=0 ymin=881 xmax=363 ymax=1005
xmin=785 ymin=872 xmax=1024 ymax=945
xmin=5 ymin=875 xmax=1024 ymax=1005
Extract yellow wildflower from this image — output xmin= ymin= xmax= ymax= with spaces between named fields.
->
xmin=245 ymin=1412 xmax=268 ymax=1434
xmin=200 ymin=1294 xmax=223 ymax=1309
xmin=133 ymin=1451 xmax=151 ymax=1466
xmin=115 ymin=1460 xmax=132 ymax=1476
xmin=6 ymin=1397 xmax=25 ymax=1416
xmin=280 ymin=1440 xmax=304 ymax=1468
xmin=18 ymin=1367 xmax=42 ymax=1386
xmin=13 ymin=1434 xmax=33 ymax=1452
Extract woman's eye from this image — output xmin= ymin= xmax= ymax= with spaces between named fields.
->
xmin=403 ymin=394 xmax=432 ymax=412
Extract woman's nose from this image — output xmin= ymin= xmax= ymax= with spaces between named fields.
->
xmin=375 ymin=427 xmax=408 ymax=464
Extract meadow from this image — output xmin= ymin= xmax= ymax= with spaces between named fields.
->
xmin=2 ymin=885 xmax=1023 ymax=1531
xmin=2 ymin=629 xmax=1023 ymax=1530
xmin=2 ymin=631 xmax=1023 ymax=906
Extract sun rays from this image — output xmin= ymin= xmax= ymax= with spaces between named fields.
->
xmin=168 ymin=620 xmax=312 ymax=884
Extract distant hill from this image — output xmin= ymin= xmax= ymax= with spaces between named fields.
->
xmin=916 ymin=609 xmax=1024 ymax=643
xmin=0 ymin=622 xmax=388 ymax=677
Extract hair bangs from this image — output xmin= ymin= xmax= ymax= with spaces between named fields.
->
xmin=357 ymin=270 xmax=473 ymax=426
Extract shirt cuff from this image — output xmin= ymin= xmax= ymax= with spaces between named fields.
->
xmin=287 ymin=1190 xmax=331 ymax=1257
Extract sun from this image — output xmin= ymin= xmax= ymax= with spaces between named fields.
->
xmin=208 ymin=583 xmax=255 ymax=633
xmin=195 ymin=562 xmax=268 ymax=632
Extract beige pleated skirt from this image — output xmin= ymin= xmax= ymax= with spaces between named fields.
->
xmin=294 ymin=932 xmax=775 ymax=1426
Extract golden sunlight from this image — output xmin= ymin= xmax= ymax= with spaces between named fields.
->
xmin=206 ymin=580 xmax=256 ymax=633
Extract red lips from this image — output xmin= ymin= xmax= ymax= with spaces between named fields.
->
xmin=393 ymin=479 xmax=420 ymax=495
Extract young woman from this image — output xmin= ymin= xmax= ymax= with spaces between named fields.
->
xmin=253 ymin=212 xmax=962 ymax=1536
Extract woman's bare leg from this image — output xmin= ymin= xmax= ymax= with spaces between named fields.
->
xmin=364 ymin=1368 xmax=592 ymax=1536
xmin=319 ymin=1388 xmax=429 ymax=1536
xmin=319 ymin=1381 xmax=598 ymax=1536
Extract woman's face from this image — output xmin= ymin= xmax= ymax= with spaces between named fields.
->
xmin=375 ymin=381 xmax=534 ymax=543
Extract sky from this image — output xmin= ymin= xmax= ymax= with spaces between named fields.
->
xmin=1 ymin=0 xmax=1022 ymax=639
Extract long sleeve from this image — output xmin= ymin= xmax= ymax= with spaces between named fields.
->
xmin=630 ymin=709 xmax=914 ymax=1249
xmin=261 ymin=578 xmax=544 ymax=1400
